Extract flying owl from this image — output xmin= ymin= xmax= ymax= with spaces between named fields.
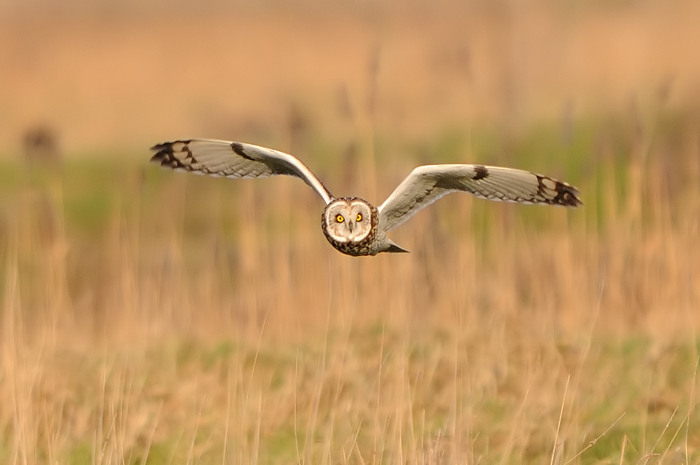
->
xmin=150 ymin=139 xmax=582 ymax=256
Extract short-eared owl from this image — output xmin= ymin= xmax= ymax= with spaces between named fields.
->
xmin=151 ymin=139 xmax=582 ymax=256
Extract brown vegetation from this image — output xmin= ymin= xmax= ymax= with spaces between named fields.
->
xmin=1 ymin=1 xmax=699 ymax=463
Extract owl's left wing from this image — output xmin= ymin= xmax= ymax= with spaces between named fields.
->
xmin=378 ymin=164 xmax=582 ymax=231
xmin=150 ymin=139 xmax=334 ymax=204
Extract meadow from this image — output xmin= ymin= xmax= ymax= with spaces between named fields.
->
xmin=1 ymin=1 xmax=700 ymax=464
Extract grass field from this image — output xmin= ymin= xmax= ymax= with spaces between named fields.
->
xmin=1 ymin=1 xmax=700 ymax=464
xmin=2 ymin=111 xmax=698 ymax=463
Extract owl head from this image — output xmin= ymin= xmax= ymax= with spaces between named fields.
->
xmin=321 ymin=197 xmax=377 ymax=255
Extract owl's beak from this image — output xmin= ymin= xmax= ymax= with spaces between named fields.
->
xmin=348 ymin=221 xmax=354 ymax=232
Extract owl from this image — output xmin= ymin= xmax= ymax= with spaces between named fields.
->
xmin=150 ymin=139 xmax=582 ymax=256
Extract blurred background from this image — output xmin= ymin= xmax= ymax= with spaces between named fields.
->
xmin=1 ymin=1 xmax=699 ymax=463
xmin=2 ymin=0 xmax=699 ymax=155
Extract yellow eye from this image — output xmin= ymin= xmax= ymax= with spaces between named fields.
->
xmin=356 ymin=213 xmax=363 ymax=222
xmin=336 ymin=214 xmax=344 ymax=223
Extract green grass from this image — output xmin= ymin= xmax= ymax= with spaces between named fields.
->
xmin=1 ymin=113 xmax=699 ymax=464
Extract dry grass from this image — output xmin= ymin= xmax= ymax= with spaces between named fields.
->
xmin=1 ymin=107 xmax=699 ymax=463
xmin=1 ymin=1 xmax=700 ymax=464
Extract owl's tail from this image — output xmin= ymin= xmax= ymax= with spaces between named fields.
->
xmin=384 ymin=240 xmax=409 ymax=254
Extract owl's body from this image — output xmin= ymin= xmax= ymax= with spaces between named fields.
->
xmin=320 ymin=197 xmax=409 ymax=256
xmin=151 ymin=139 xmax=582 ymax=256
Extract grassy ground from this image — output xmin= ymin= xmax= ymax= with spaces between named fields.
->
xmin=1 ymin=110 xmax=699 ymax=463
xmin=1 ymin=1 xmax=700 ymax=463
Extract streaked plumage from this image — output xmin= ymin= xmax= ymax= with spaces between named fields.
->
xmin=151 ymin=139 xmax=582 ymax=256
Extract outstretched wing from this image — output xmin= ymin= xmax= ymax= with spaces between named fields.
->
xmin=150 ymin=139 xmax=334 ymax=204
xmin=378 ymin=164 xmax=582 ymax=231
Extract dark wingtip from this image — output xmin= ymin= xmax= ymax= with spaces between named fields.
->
xmin=536 ymin=174 xmax=583 ymax=208
xmin=149 ymin=140 xmax=193 ymax=166
xmin=560 ymin=184 xmax=583 ymax=208
xmin=149 ymin=141 xmax=173 ymax=164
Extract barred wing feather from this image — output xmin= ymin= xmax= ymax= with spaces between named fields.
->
xmin=150 ymin=139 xmax=334 ymax=204
xmin=378 ymin=164 xmax=581 ymax=231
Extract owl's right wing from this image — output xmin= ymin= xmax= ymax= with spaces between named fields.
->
xmin=378 ymin=164 xmax=582 ymax=231
xmin=150 ymin=139 xmax=334 ymax=204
